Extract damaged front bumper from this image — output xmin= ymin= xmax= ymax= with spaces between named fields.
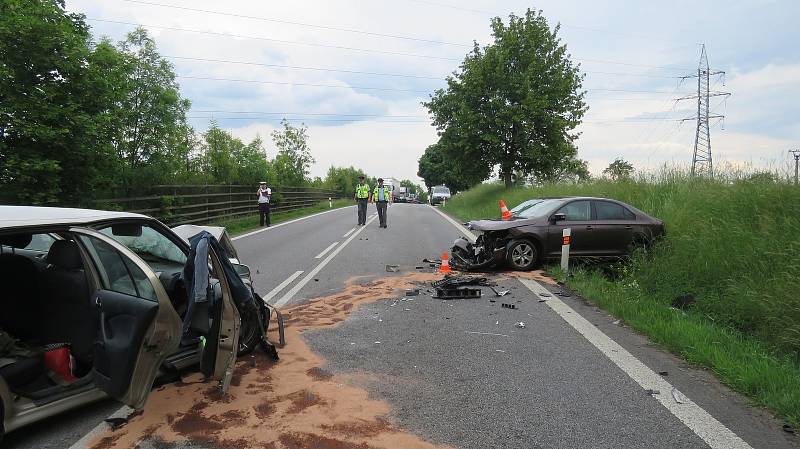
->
xmin=450 ymin=235 xmax=506 ymax=271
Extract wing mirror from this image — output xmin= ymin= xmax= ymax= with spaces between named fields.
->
xmin=552 ymin=213 xmax=566 ymax=223
xmin=232 ymin=263 xmax=251 ymax=279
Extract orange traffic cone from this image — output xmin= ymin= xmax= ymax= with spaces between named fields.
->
xmin=500 ymin=199 xmax=511 ymax=220
xmin=439 ymin=251 xmax=452 ymax=273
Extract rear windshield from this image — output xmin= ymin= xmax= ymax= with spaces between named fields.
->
xmin=433 ymin=186 xmax=450 ymax=195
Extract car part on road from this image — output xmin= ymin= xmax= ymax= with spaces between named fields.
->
xmin=432 ymin=275 xmax=492 ymax=289
xmin=386 ymin=264 xmax=399 ymax=272
xmin=433 ymin=288 xmax=482 ymax=299
xmin=489 ymin=287 xmax=510 ymax=297
xmin=672 ymin=387 xmax=686 ymax=404
xmin=501 ymin=303 xmax=516 ymax=309
xmin=515 ymin=322 xmax=525 ymax=329
xmin=783 ymin=424 xmax=795 ymax=434
xmin=645 ymin=389 xmax=660 ymax=396
xmin=405 ymin=289 xmax=420 ymax=296
xmin=422 ymin=258 xmax=441 ymax=265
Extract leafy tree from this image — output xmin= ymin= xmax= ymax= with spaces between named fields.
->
xmin=424 ymin=9 xmax=587 ymax=188
xmin=110 ymin=28 xmax=191 ymax=189
xmin=324 ymin=166 xmax=368 ymax=196
xmin=417 ymin=142 xmax=480 ymax=193
xmin=0 ymin=0 xmax=120 ymax=204
xmin=232 ymin=135 xmax=271 ymax=185
xmin=603 ymin=158 xmax=634 ymax=181
xmin=202 ymin=122 xmax=238 ymax=183
xmin=271 ymin=119 xmax=315 ymax=186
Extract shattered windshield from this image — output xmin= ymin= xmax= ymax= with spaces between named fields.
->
xmin=515 ymin=199 xmax=565 ymax=219
xmin=100 ymin=225 xmax=187 ymax=266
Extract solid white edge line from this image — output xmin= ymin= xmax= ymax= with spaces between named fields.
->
xmin=273 ymin=213 xmax=378 ymax=308
xmin=428 ymin=204 xmax=476 ymax=242
xmin=314 ymin=241 xmax=339 ymax=259
xmin=519 ymin=278 xmax=752 ymax=449
xmin=232 ymin=205 xmax=355 ymax=241
xmin=261 ymin=270 xmax=304 ymax=304
xmin=342 ymin=227 xmax=356 ymax=238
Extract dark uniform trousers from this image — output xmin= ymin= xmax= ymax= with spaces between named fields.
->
xmin=357 ymin=198 xmax=368 ymax=225
xmin=376 ymin=201 xmax=388 ymax=227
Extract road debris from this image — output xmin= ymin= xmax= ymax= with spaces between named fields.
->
xmin=537 ymin=298 xmax=548 ymax=303
xmin=501 ymin=303 xmax=516 ymax=309
xmin=466 ymin=331 xmax=510 ymax=337
xmin=658 ymin=371 xmax=669 ymax=376
xmin=644 ymin=389 xmax=660 ymax=396
xmin=432 ymin=275 xmax=492 ymax=288
xmin=489 ymin=286 xmax=510 ymax=297
xmin=385 ymin=264 xmax=399 ymax=272
xmin=783 ymin=424 xmax=795 ymax=434
xmin=538 ymin=292 xmax=552 ymax=297
xmin=405 ymin=288 xmax=420 ymax=296
xmin=433 ymin=287 xmax=482 ymax=299
xmin=515 ymin=322 xmax=525 ymax=329
xmin=671 ymin=387 xmax=686 ymax=404
xmin=612 ymin=319 xmax=622 ymax=325
xmin=495 ymin=349 xmax=506 ymax=353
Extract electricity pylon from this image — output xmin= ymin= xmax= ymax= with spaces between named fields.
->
xmin=677 ymin=44 xmax=730 ymax=176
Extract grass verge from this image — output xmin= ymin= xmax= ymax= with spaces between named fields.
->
xmin=212 ymin=199 xmax=352 ymax=236
xmin=443 ymin=176 xmax=800 ymax=426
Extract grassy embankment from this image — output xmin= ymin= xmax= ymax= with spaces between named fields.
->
xmin=443 ymin=174 xmax=800 ymax=426
xmin=213 ymin=199 xmax=352 ymax=236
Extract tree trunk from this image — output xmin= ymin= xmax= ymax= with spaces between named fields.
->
xmin=502 ymin=169 xmax=513 ymax=188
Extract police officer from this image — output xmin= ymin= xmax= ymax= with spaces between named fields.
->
xmin=354 ymin=175 xmax=370 ymax=225
xmin=372 ymin=178 xmax=391 ymax=228
xmin=256 ymin=181 xmax=271 ymax=227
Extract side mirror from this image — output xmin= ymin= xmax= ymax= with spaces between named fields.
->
xmin=232 ymin=263 xmax=251 ymax=279
xmin=552 ymin=213 xmax=566 ymax=223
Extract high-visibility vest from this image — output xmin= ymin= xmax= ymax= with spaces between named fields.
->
xmin=373 ymin=185 xmax=391 ymax=202
xmin=356 ymin=183 xmax=370 ymax=199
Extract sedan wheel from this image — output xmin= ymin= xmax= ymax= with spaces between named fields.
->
xmin=507 ymin=240 xmax=537 ymax=271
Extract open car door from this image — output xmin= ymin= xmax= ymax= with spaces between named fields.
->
xmin=198 ymin=248 xmax=241 ymax=392
xmin=71 ymin=228 xmax=182 ymax=409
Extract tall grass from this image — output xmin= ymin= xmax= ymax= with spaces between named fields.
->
xmin=443 ymin=171 xmax=800 ymax=424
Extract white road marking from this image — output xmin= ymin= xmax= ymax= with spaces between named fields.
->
xmin=314 ymin=241 xmax=339 ymax=259
xmin=68 ymin=406 xmax=134 ymax=449
xmin=273 ymin=213 xmax=378 ymax=308
xmin=519 ymin=278 xmax=752 ymax=449
xmin=342 ymin=227 xmax=357 ymax=238
xmin=232 ymin=205 xmax=355 ymax=241
xmin=261 ymin=270 xmax=304 ymax=303
xmin=428 ymin=205 xmax=476 ymax=242
xmin=466 ymin=331 xmax=510 ymax=337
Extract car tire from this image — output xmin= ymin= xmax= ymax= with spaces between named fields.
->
xmin=1 ymin=396 xmax=5 ymax=444
xmin=506 ymin=239 xmax=538 ymax=271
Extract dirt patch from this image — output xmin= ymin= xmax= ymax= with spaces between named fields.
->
xmin=90 ymin=272 xmax=534 ymax=449
xmin=505 ymin=269 xmax=557 ymax=285
xmin=279 ymin=432 xmax=375 ymax=449
xmin=307 ymin=366 xmax=334 ymax=381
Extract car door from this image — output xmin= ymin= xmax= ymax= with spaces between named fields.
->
xmin=591 ymin=201 xmax=637 ymax=255
xmin=547 ymin=200 xmax=594 ymax=257
xmin=202 ymin=248 xmax=241 ymax=392
xmin=70 ymin=227 xmax=182 ymax=409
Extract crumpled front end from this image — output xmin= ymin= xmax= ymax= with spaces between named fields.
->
xmin=450 ymin=232 xmax=507 ymax=271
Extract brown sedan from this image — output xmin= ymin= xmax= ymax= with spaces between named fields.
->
xmin=451 ymin=197 xmax=666 ymax=270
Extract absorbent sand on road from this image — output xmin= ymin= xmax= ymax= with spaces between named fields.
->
xmin=87 ymin=272 xmax=453 ymax=449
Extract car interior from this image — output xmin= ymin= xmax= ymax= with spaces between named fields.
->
xmin=0 ymin=232 xmax=98 ymax=405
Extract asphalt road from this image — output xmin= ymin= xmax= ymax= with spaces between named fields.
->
xmin=4 ymin=203 xmax=795 ymax=448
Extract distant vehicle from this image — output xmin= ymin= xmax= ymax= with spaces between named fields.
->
xmin=430 ymin=185 xmax=451 ymax=205
xmin=451 ymin=197 xmax=666 ymax=271
xmin=0 ymin=207 xmax=279 ymax=441
xmin=380 ymin=177 xmax=398 ymax=201
xmin=394 ymin=186 xmax=409 ymax=203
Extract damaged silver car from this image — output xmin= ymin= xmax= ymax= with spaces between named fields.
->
xmin=451 ymin=197 xmax=665 ymax=271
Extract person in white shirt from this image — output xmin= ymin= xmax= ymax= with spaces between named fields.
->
xmin=256 ymin=181 xmax=272 ymax=227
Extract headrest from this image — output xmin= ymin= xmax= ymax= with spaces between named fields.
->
xmin=0 ymin=233 xmax=33 ymax=249
xmin=47 ymin=240 xmax=83 ymax=270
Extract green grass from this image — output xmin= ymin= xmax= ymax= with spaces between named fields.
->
xmin=212 ymin=198 xmax=352 ymax=236
xmin=443 ymin=173 xmax=800 ymax=425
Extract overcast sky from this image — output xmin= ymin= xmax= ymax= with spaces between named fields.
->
xmin=68 ymin=0 xmax=800 ymax=183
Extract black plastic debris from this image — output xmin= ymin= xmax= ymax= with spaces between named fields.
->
xmin=432 ymin=275 xmax=492 ymax=289
xmin=405 ymin=289 xmax=420 ymax=296
xmin=658 ymin=371 xmax=669 ymax=376
xmin=489 ymin=286 xmax=510 ymax=297
xmin=434 ymin=287 xmax=482 ymax=299
xmin=422 ymin=258 xmax=441 ymax=265
xmin=501 ymin=303 xmax=516 ymax=309
xmin=783 ymin=424 xmax=795 ymax=434
xmin=644 ymin=389 xmax=660 ymax=396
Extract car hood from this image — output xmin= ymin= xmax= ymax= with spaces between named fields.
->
xmin=468 ymin=217 xmax=542 ymax=231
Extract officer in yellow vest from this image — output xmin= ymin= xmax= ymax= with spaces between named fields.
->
xmin=354 ymin=175 xmax=370 ymax=226
xmin=371 ymin=178 xmax=392 ymax=228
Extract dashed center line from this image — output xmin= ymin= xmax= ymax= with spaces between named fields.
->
xmin=314 ymin=241 xmax=339 ymax=259
xmin=342 ymin=227 xmax=357 ymax=238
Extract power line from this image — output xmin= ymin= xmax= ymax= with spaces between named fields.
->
xmin=87 ymin=17 xmax=693 ymax=71
xmin=191 ymin=110 xmax=427 ymax=118
xmin=119 ymin=0 xmax=471 ymax=47
xmin=177 ymin=74 xmax=686 ymax=96
xmin=86 ymin=18 xmax=463 ymax=61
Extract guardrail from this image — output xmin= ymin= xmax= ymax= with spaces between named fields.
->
xmin=94 ymin=185 xmax=345 ymax=226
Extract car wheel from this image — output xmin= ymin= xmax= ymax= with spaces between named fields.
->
xmin=0 ymin=397 xmax=4 ymax=444
xmin=506 ymin=240 xmax=538 ymax=271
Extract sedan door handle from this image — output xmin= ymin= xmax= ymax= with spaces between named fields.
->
xmin=624 ymin=225 xmax=633 ymax=229
xmin=585 ymin=225 xmax=594 ymax=230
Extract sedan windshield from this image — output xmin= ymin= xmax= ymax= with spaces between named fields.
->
xmin=510 ymin=199 xmax=542 ymax=216
xmin=515 ymin=199 xmax=566 ymax=219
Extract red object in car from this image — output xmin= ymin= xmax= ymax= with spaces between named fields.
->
xmin=44 ymin=347 xmax=78 ymax=382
